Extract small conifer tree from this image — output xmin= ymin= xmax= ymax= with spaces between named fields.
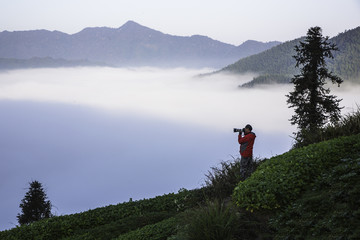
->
xmin=17 ymin=180 xmax=53 ymax=225
xmin=287 ymin=26 xmax=343 ymax=147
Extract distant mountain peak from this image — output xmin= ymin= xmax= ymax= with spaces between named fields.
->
xmin=119 ymin=20 xmax=150 ymax=31
xmin=190 ymin=35 xmax=212 ymax=40
xmin=240 ymin=40 xmax=281 ymax=47
xmin=73 ymin=26 xmax=116 ymax=38
xmin=122 ymin=20 xmax=141 ymax=27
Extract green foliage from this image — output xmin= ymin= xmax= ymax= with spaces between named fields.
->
xmin=63 ymin=212 xmax=173 ymax=240
xmin=204 ymin=158 xmax=243 ymax=200
xmin=233 ymin=134 xmax=360 ymax=211
xmin=204 ymin=157 xmax=266 ymax=200
xmin=171 ymin=199 xmax=273 ymax=240
xmin=293 ymin=107 xmax=360 ymax=148
xmin=0 ymin=189 xmax=205 ymax=240
xmin=240 ymin=74 xmax=291 ymax=88
xmin=320 ymin=107 xmax=360 ymax=138
xmin=17 ymin=180 xmax=53 ymax=226
xmin=287 ymin=26 xmax=343 ymax=145
xmin=174 ymin=200 xmax=238 ymax=240
xmin=270 ymin=156 xmax=360 ymax=239
xmin=115 ymin=217 xmax=178 ymax=240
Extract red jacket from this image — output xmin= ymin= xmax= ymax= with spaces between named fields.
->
xmin=238 ymin=132 xmax=256 ymax=157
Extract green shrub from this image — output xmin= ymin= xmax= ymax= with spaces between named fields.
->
xmin=233 ymin=134 xmax=360 ymax=211
xmin=204 ymin=157 xmax=266 ymax=200
xmin=63 ymin=211 xmax=173 ymax=240
xmin=115 ymin=217 xmax=178 ymax=240
xmin=320 ymin=107 xmax=360 ymax=140
xmin=270 ymin=156 xmax=360 ymax=239
xmin=204 ymin=158 xmax=242 ymax=200
xmin=294 ymin=107 xmax=360 ymax=148
xmin=175 ymin=199 xmax=238 ymax=240
xmin=171 ymin=199 xmax=273 ymax=240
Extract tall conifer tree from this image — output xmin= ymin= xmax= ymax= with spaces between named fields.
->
xmin=17 ymin=180 xmax=53 ymax=225
xmin=287 ymin=26 xmax=343 ymax=146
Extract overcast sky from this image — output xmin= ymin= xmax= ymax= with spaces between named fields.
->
xmin=1 ymin=0 xmax=359 ymax=45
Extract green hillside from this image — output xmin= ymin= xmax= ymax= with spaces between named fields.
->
xmin=222 ymin=37 xmax=303 ymax=76
xmin=221 ymin=26 xmax=360 ymax=87
xmin=1 ymin=135 xmax=359 ymax=239
xmin=1 ymin=110 xmax=360 ymax=239
xmin=0 ymin=189 xmax=205 ymax=240
xmin=328 ymin=27 xmax=360 ymax=80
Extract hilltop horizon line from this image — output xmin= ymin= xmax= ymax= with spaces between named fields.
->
xmin=0 ymin=20 xmax=281 ymax=47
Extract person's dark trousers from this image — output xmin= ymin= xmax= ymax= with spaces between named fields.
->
xmin=240 ymin=156 xmax=253 ymax=180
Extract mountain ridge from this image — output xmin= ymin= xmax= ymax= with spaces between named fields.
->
xmin=0 ymin=21 xmax=281 ymax=68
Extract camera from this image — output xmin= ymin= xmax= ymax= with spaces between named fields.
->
xmin=233 ymin=128 xmax=245 ymax=133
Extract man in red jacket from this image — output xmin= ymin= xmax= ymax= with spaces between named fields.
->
xmin=238 ymin=124 xmax=256 ymax=179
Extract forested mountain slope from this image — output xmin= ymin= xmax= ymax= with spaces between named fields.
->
xmin=220 ymin=26 xmax=360 ymax=86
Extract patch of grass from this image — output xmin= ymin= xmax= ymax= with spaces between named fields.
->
xmin=173 ymin=199 xmax=238 ymax=240
xmin=270 ymin=156 xmax=360 ymax=239
xmin=294 ymin=107 xmax=360 ymax=148
xmin=204 ymin=157 xmax=266 ymax=200
xmin=115 ymin=217 xmax=178 ymax=240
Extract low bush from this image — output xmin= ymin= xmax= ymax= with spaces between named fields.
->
xmin=319 ymin=107 xmax=360 ymax=140
xmin=270 ymin=156 xmax=360 ymax=239
xmin=294 ymin=107 xmax=360 ymax=148
xmin=171 ymin=199 xmax=273 ymax=240
xmin=63 ymin=211 xmax=173 ymax=240
xmin=204 ymin=157 xmax=266 ymax=200
xmin=173 ymin=199 xmax=238 ymax=240
xmin=115 ymin=217 xmax=178 ymax=240
xmin=233 ymin=134 xmax=360 ymax=211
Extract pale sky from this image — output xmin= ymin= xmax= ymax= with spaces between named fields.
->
xmin=1 ymin=0 xmax=359 ymax=45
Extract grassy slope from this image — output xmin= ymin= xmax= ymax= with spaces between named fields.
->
xmin=0 ymin=189 xmax=205 ymax=240
xmin=271 ymin=156 xmax=360 ymax=239
xmin=233 ymin=133 xmax=360 ymax=239
xmin=1 ymin=134 xmax=359 ymax=239
xmin=233 ymin=134 xmax=360 ymax=211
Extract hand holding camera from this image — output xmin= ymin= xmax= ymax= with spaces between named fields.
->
xmin=234 ymin=124 xmax=253 ymax=135
xmin=233 ymin=128 xmax=245 ymax=134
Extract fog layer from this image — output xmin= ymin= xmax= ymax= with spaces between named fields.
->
xmin=0 ymin=67 xmax=295 ymax=132
xmin=0 ymin=67 xmax=359 ymax=230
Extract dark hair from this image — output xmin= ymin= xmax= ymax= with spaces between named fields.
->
xmin=245 ymin=124 xmax=253 ymax=131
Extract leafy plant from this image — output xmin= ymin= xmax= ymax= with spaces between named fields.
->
xmin=270 ymin=156 xmax=360 ymax=239
xmin=63 ymin=212 xmax=173 ymax=240
xmin=114 ymin=217 xmax=178 ymax=240
xmin=293 ymin=107 xmax=360 ymax=148
xmin=233 ymin=134 xmax=360 ymax=211
xmin=175 ymin=199 xmax=238 ymax=240
xmin=204 ymin=157 xmax=266 ymax=200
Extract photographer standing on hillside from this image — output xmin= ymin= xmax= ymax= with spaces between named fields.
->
xmin=236 ymin=124 xmax=256 ymax=179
